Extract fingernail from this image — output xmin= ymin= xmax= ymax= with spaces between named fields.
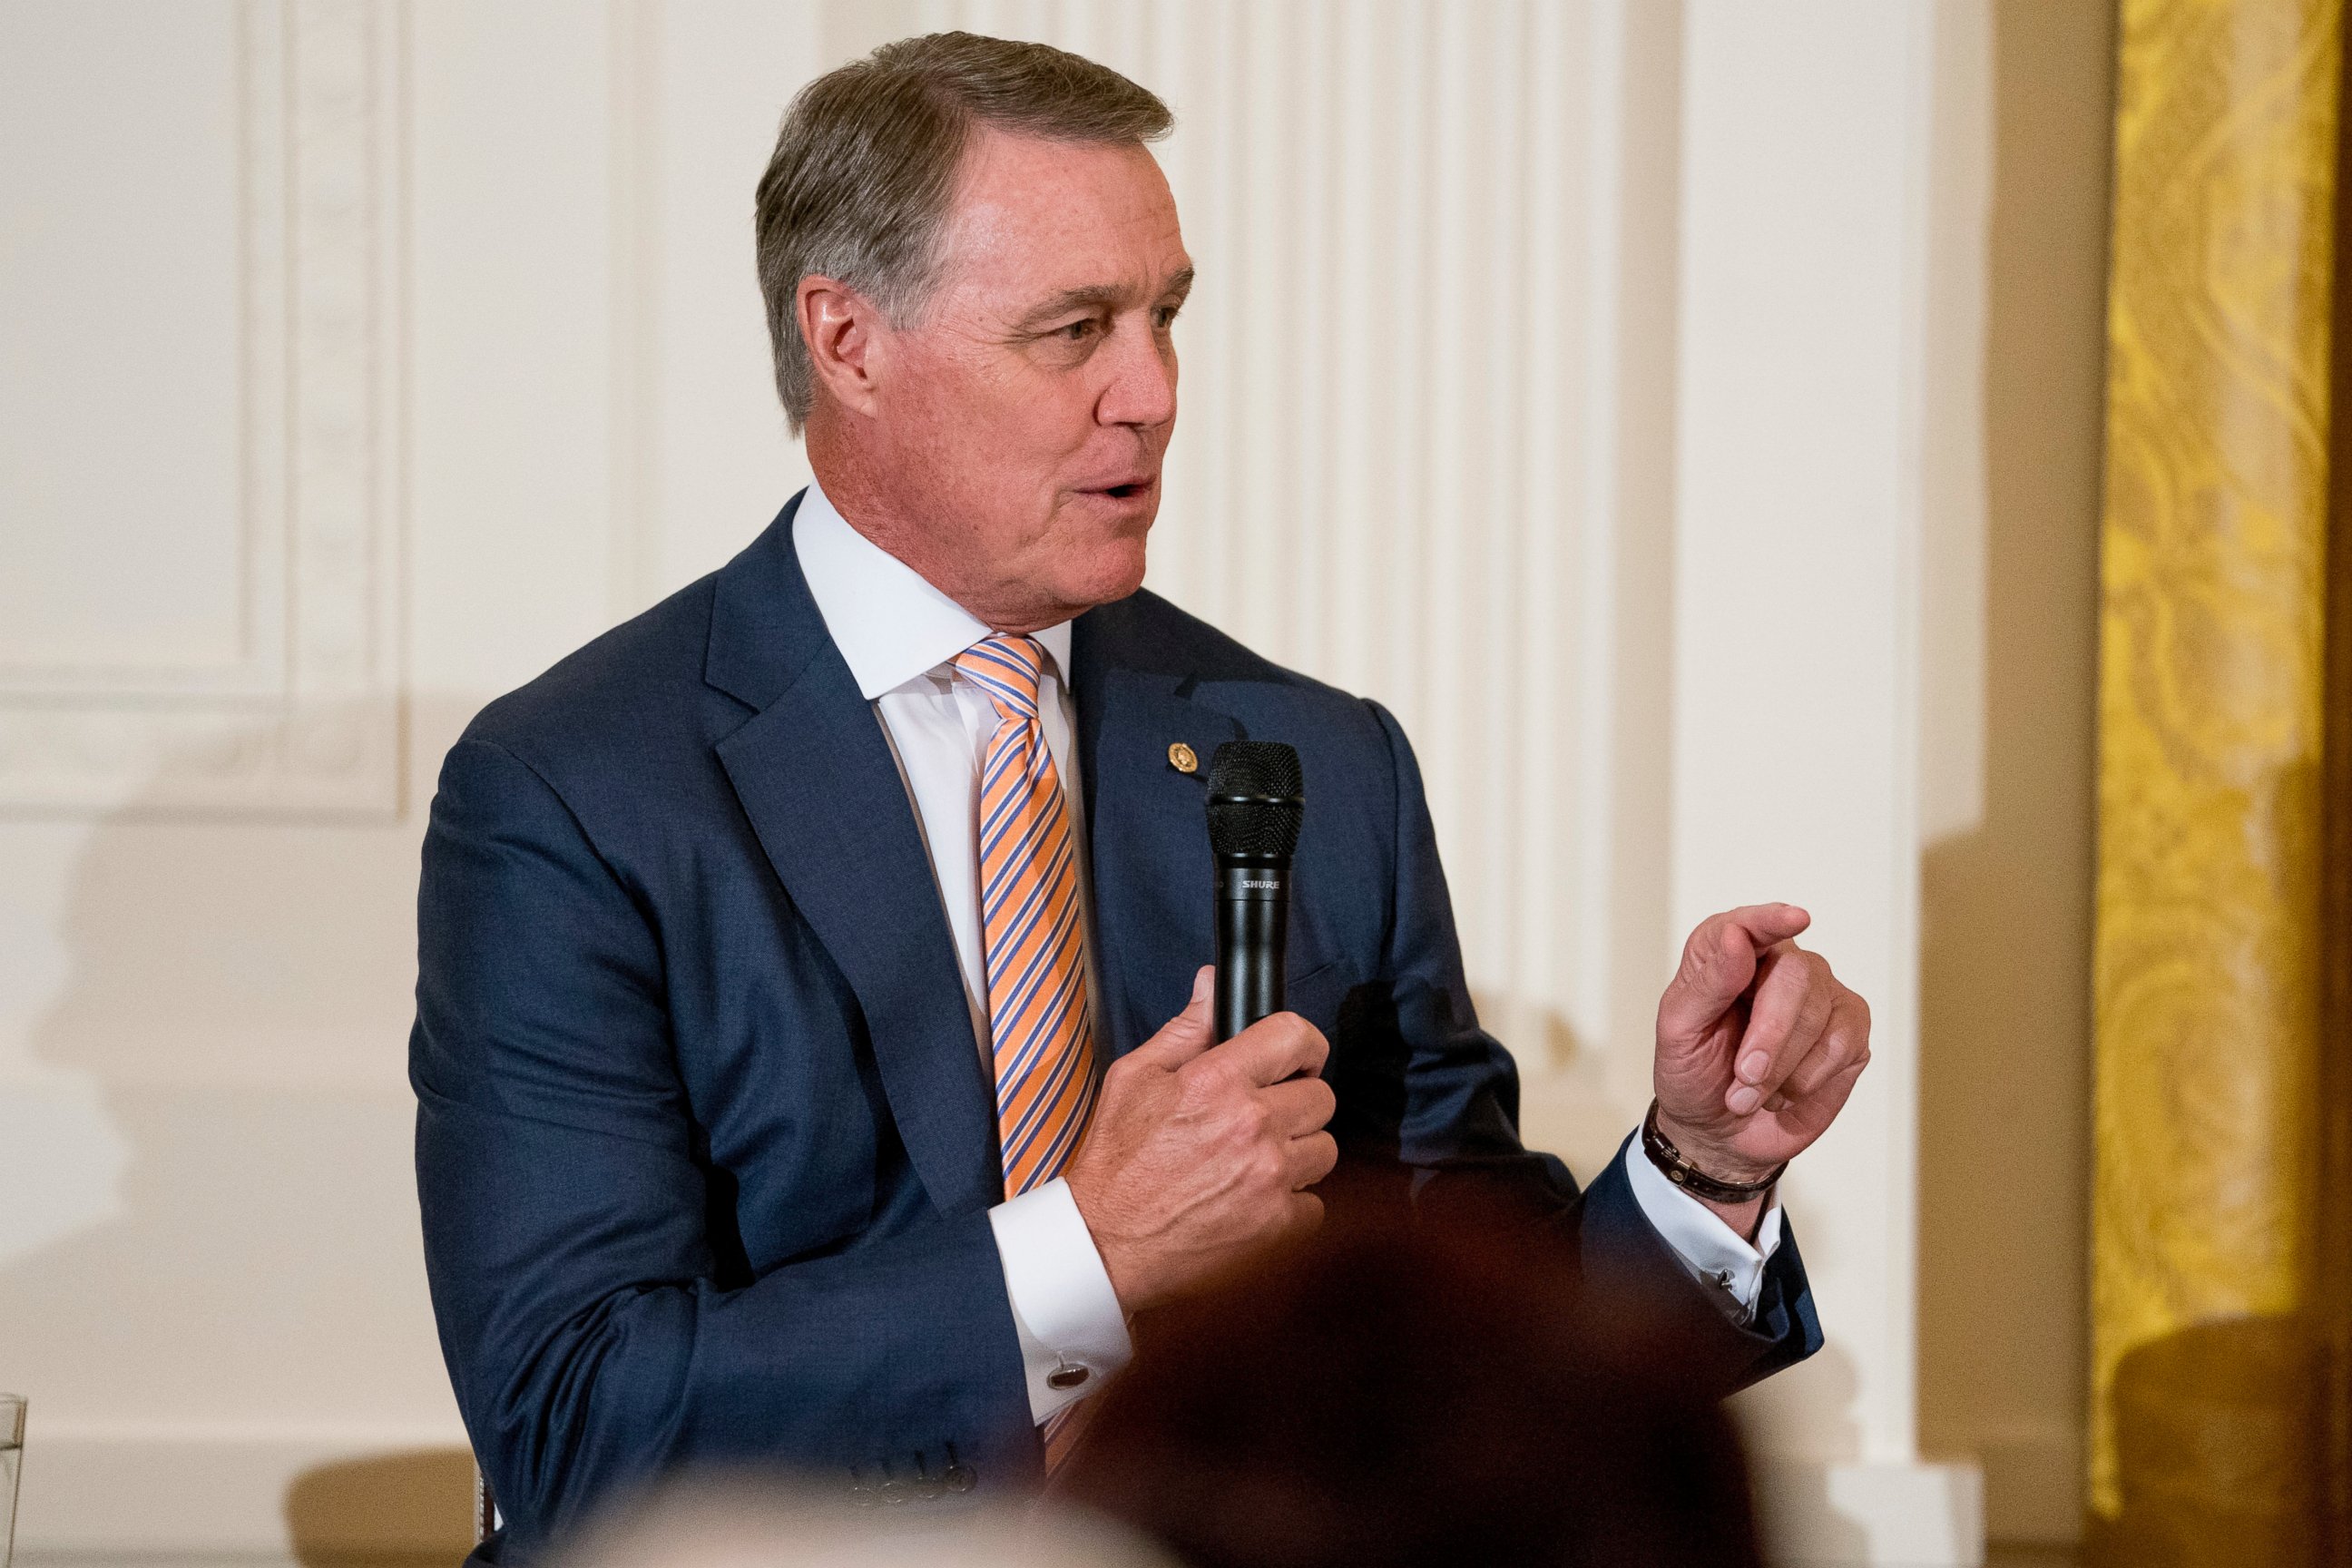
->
xmin=1738 ymin=1051 xmax=1769 ymax=1084
xmin=1728 ymin=1085 xmax=1761 ymax=1115
xmin=1192 ymin=967 xmax=1213 ymax=1000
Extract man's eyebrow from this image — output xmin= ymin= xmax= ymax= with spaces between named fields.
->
xmin=1014 ymin=270 xmax=1197 ymax=330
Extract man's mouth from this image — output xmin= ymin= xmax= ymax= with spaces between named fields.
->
xmin=1085 ymin=476 xmax=1156 ymax=501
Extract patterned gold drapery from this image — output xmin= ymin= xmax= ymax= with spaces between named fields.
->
xmin=2091 ymin=0 xmax=2348 ymax=1561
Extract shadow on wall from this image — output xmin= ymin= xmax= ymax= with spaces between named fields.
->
xmin=1737 ymin=1344 xmax=1870 ymax=1567
xmin=1915 ymin=0 xmax=2112 ymax=1546
xmin=0 ymin=696 xmax=497 ymax=1558
xmin=285 ymin=1447 xmax=478 ymax=1568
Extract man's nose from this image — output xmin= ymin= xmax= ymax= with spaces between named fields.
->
xmin=1096 ymin=320 xmax=1178 ymax=428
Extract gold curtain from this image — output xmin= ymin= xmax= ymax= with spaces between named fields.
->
xmin=2091 ymin=0 xmax=2350 ymax=1562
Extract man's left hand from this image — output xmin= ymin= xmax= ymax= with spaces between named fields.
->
xmin=1651 ymin=903 xmax=1871 ymax=1233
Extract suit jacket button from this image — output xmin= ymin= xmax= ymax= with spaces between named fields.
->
xmin=1046 ymin=1365 xmax=1091 ymax=1390
xmin=945 ymin=1463 xmax=977 ymax=1493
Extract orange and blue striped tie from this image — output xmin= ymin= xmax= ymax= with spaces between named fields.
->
xmin=956 ymin=633 xmax=1100 ymax=1199
xmin=955 ymin=634 xmax=1101 ymax=1470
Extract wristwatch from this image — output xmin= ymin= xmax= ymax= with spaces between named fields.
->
xmin=1641 ymin=1099 xmax=1785 ymax=1203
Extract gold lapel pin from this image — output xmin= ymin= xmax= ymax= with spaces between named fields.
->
xmin=1168 ymin=741 xmax=1199 ymax=774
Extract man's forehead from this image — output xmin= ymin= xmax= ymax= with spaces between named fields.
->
xmin=938 ymin=127 xmax=1189 ymax=304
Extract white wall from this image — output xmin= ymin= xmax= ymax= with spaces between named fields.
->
xmin=0 ymin=3 xmax=1994 ymax=1562
xmin=1676 ymin=5 xmax=1982 ymax=1563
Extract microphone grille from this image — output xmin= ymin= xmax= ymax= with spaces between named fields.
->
xmin=1205 ymin=741 xmax=1305 ymax=861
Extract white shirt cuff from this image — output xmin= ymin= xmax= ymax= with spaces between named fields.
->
xmin=987 ymin=1178 xmax=1133 ymax=1424
xmin=1621 ymin=1133 xmax=1784 ymax=1318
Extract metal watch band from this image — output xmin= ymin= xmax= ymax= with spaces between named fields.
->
xmin=1641 ymin=1099 xmax=1786 ymax=1203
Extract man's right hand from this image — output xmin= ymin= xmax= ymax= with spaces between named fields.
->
xmin=1063 ymin=965 xmax=1338 ymax=1311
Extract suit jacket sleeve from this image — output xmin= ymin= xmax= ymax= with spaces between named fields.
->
xmin=1358 ymin=700 xmax=1821 ymax=1396
xmin=411 ymin=737 xmax=1032 ymax=1551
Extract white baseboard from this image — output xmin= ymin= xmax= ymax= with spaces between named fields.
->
xmin=1754 ymin=1459 xmax=1986 ymax=1567
xmin=12 ymin=1428 xmax=475 ymax=1557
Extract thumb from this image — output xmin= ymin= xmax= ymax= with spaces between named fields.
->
xmin=1134 ymin=965 xmax=1217 ymax=1066
xmin=1656 ymin=904 xmax=1810 ymax=1045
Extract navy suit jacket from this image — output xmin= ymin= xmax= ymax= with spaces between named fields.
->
xmin=412 ymin=494 xmax=1819 ymax=1557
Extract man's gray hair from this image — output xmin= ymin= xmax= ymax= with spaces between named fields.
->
xmin=754 ymin=32 xmax=1174 ymax=435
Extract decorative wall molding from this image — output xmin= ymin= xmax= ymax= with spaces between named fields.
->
xmin=0 ymin=0 xmax=404 ymax=817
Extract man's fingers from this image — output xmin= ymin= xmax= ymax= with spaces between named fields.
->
xmin=1282 ymin=1132 xmax=1339 ymax=1191
xmin=1193 ymin=1010 xmax=1329 ymax=1088
xmin=1769 ymin=990 xmax=1871 ymax=1108
xmin=1723 ymin=949 xmax=1834 ymax=1113
xmin=1658 ymin=903 xmax=1813 ymax=1044
xmin=1131 ymin=966 xmax=1218 ymax=1067
xmin=1263 ymin=1074 xmax=1338 ymax=1139
xmin=1766 ymin=1048 xmax=1869 ymax=1131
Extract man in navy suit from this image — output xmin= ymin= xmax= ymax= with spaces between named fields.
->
xmin=413 ymin=33 xmax=1871 ymax=1559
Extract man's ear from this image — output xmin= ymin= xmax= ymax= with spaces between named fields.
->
xmin=798 ymin=275 xmax=887 ymax=418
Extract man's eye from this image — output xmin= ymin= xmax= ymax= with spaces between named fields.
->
xmin=1060 ymin=318 xmax=1098 ymax=341
xmin=1154 ymin=306 xmax=1181 ymax=329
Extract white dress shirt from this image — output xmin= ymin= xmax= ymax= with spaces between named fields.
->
xmin=790 ymin=479 xmax=1783 ymax=1426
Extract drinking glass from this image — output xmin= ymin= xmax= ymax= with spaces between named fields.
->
xmin=0 ymin=1395 xmax=21 ymax=1568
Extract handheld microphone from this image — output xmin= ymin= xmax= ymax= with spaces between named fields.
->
xmin=1205 ymin=741 xmax=1305 ymax=1042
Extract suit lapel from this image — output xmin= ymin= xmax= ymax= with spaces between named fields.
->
xmin=707 ymin=496 xmax=1000 ymax=1218
xmin=1073 ymin=611 xmax=1243 ymax=1059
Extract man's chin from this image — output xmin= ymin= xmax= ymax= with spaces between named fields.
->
xmin=1057 ymin=542 xmax=1151 ymax=613
xmin=1079 ymin=555 xmax=1151 ymax=610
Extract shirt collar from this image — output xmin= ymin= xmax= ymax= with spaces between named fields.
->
xmin=792 ymin=477 xmax=1073 ymax=701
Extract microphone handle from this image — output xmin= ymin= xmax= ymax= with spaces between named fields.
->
xmin=1212 ymin=862 xmax=1290 ymax=1043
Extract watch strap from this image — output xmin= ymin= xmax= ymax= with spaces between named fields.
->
xmin=1641 ymin=1099 xmax=1786 ymax=1203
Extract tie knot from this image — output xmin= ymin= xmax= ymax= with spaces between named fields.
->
xmin=955 ymin=633 xmax=1047 ymax=720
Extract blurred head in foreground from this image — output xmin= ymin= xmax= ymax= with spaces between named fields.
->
xmin=560 ymin=1482 xmax=1175 ymax=1568
xmin=1059 ymin=1215 xmax=1764 ymax=1568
